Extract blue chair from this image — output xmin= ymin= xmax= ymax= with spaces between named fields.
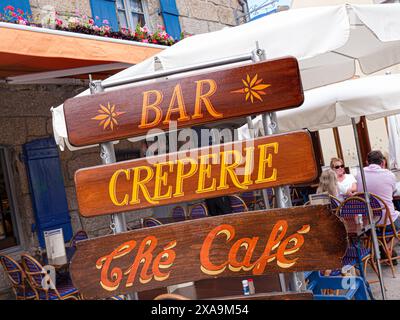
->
xmin=306 ymin=271 xmax=369 ymax=300
xmin=21 ymin=254 xmax=80 ymax=300
xmin=189 ymin=203 xmax=208 ymax=219
xmin=143 ymin=217 xmax=163 ymax=227
xmin=0 ymin=254 xmax=36 ymax=300
xmin=227 ymin=195 xmax=248 ymax=213
xmin=171 ymin=205 xmax=186 ymax=221
xmin=354 ymin=192 xmax=400 ymax=277
xmin=240 ymin=191 xmax=258 ymax=211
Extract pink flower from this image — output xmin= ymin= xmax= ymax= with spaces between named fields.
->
xmin=102 ymin=19 xmax=109 ymax=25
xmin=17 ymin=8 xmax=24 ymax=15
xmin=88 ymin=18 xmax=94 ymax=25
xmin=95 ymin=16 xmax=99 ymax=20
xmin=5 ymin=5 xmax=14 ymax=11
xmin=11 ymin=12 xmax=17 ymax=17
xmin=55 ymin=18 xmax=63 ymax=26
xmin=141 ymin=39 xmax=149 ymax=43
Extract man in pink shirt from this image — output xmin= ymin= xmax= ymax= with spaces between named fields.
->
xmin=356 ymin=150 xmax=400 ymax=230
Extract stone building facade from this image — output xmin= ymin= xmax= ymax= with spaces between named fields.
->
xmin=0 ymin=0 xmax=248 ymax=295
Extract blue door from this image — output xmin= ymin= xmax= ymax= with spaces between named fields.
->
xmin=23 ymin=138 xmax=72 ymax=248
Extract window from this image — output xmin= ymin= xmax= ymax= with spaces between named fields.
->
xmin=116 ymin=0 xmax=146 ymax=30
xmin=0 ymin=147 xmax=20 ymax=251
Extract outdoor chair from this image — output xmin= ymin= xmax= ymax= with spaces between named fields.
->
xmin=0 ymin=254 xmax=36 ymax=300
xmin=239 ymin=191 xmax=258 ymax=211
xmin=67 ymin=230 xmax=89 ymax=258
xmin=305 ymin=271 xmax=369 ymax=300
xmin=227 ymin=195 xmax=248 ymax=213
xmin=20 ymin=254 xmax=80 ymax=300
xmin=253 ymin=188 xmax=275 ymax=209
xmin=142 ymin=217 xmax=163 ymax=228
xmin=330 ymin=195 xmax=341 ymax=214
xmin=154 ymin=293 xmax=190 ymax=300
xmin=189 ymin=203 xmax=209 ymax=219
xmin=353 ymin=192 xmax=400 ymax=278
xmin=170 ymin=205 xmax=186 ymax=221
xmin=69 ymin=230 xmax=88 ymax=248
xmin=337 ymin=195 xmax=382 ymax=279
xmin=290 ymin=187 xmax=304 ymax=206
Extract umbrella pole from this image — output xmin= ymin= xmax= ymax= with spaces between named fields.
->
xmin=351 ymin=117 xmax=386 ymax=300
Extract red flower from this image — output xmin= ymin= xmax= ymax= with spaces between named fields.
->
xmin=5 ymin=5 xmax=14 ymax=11
xmin=17 ymin=8 xmax=24 ymax=15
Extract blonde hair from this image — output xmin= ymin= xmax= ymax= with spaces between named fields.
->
xmin=317 ymin=169 xmax=338 ymax=197
xmin=330 ymin=157 xmax=343 ymax=169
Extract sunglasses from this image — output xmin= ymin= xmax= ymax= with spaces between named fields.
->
xmin=334 ymin=165 xmax=345 ymax=169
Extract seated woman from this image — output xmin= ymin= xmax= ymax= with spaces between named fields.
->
xmin=316 ymin=169 xmax=339 ymax=197
xmin=330 ymin=157 xmax=357 ymax=200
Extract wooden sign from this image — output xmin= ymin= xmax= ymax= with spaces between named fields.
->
xmin=64 ymin=57 xmax=303 ymax=147
xmin=70 ymin=205 xmax=347 ymax=299
xmin=75 ymin=131 xmax=317 ymax=217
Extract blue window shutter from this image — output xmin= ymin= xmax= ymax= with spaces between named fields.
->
xmin=23 ymin=138 xmax=72 ymax=248
xmin=159 ymin=0 xmax=181 ymax=40
xmin=90 ymin=0 xmax=119 ymax=32
xmin=0 ymin=0 xmax=31 ymax=18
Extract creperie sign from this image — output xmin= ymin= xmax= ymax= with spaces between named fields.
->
xmin=75 ymin=131 xmax=317 ymax=217
xmin=70 ymin=206 xmax=348 ymax=299
xmin=63 ymin=57 xmax=303 ymax=147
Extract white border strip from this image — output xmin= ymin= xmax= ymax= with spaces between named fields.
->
xmin=0 ymin=22 xmax=167 ymax=49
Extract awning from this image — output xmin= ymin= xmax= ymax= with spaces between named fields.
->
xmin=0 ymin=22 xmax=165 ymax=82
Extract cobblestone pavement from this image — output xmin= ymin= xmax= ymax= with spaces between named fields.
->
xmin=368 ymin=243 xmax=400 ymax=300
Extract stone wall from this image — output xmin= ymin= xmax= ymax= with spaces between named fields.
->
xmin=177 ymin=0 xmax=244 ymax=35
xmin=0 ymin=84 xmax=152 ymax=293
xmin=27 ymin=0 xmax=244 ymax=36
xmin=29 ymin=0 xmax=92 ymax=23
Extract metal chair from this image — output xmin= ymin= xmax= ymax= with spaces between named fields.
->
xmin=143 ymin=217 xmax=163 ymax=228
xmin=227 ymin=195 xmax=248 ymax=213
xmin=354 ymin=192 xmax=400 ymax=277
xmin=171 ymin=205 xmax=186 ymax=221
xmin=20 ymin=254 xmax=80 ymax=300
xmin=330 ymin=195 xmax=341 ymax=214
xmin=189 ymin=203 xmax=209 ymax=219
xmin=69 ymin=230 xmax=88 ymax=248
xmin=0 ymin=254 xmax=36 ymax=300
xmin=337 ymin=195 xmax=382 ymax=279
xmin=239 ymin=191 xmax=258 ymax=211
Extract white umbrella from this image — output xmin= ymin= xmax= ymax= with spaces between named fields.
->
xmin=52 ymin=3 xmax=400 ymax=151
xmin=238 ymin=74 xmax=400 ymax=138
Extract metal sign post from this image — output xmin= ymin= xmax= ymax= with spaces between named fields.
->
xmin=351 ymin=117 xmax=386 ymax=300
xmin=252 ymin=44 xmax=305 ymax=293
xmin=89 ymin=79 xmax=137 ymax=300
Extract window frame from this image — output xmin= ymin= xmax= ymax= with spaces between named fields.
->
xmin=116 ymin=0 xmax=150 ymax=31
xmin=0 ymin=146 xmax=25 ymax=254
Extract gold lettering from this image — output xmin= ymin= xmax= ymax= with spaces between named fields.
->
xmin=139 ymin=90 xmax=163 ymax=129
xmin=163 ymin=84 xmax=190 ymax=124
xmin=255 ymin=142 xmax=278 ymax=184
xmin=109 ymin=169 xmax=130 ymax=206
xmin=130 ymin=166 xmax=158 ymax=205
xmin=153 ymin=161 xmax=174 ymax=201
xmin=173 ymin=158 xmax=198 ymax=197
xmin=192 ymin=79 xmax=222 ymax=120
xmin=242 ymin=146 xmax=255 ymax=186
xmin=196 ymin=153 xmax=218 ymax=194
xmin=217 ymin=150 xmax=247 ymax=190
